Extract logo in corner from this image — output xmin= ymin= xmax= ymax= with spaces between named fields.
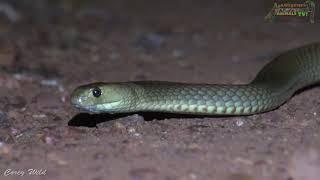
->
xmin=265 ymin=0 xmax=315 ymax=23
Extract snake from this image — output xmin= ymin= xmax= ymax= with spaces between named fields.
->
xmin=71 ymin=42 xmax=320 ymax=115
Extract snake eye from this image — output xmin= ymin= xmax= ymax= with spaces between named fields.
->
xmin=92 ymin=87 xmax=102 ymax=98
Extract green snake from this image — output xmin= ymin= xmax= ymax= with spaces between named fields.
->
xmin=71 ymin=42 xmax=320 ymax=115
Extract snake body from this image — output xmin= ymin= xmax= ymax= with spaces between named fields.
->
xmin=71 ymin=43 xmax=320 ymax=115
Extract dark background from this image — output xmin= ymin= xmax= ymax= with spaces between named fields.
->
xmin=0 ymin=0 xmax=319 ymax=180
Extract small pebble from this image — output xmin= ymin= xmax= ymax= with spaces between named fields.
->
xmin=10 ymin=127 xmax=18 ymax=135
xmin=127 ymin=127 xmax=141 ymax=137
xmin=128 ymin=127 xmax=136 ymax=133
xmin=234 ymin=157 xmax=253 ymax=165
xmin=13 ymin=73 xmax=33 ymax=81
xmin=44 ymin=136 xmax=56 ymax=145
xmin=187 ymin=143 xmax=201 ymax=151
xmin=40 ymin=79 xmax=58 ymax=86
xmin=236 ymin=119 xmax=244 ymax=127
xmin=111 ymin=122 xmax=126 ymax=133
xmin=114 ymin=122 xmax=126 ymax=129
xmin=0 ymin=142 xmax=11 ymax=155
xmin=61 ymin=96 xmax=66 ymax=103
xmin=32 ymin=114 xmax=47 ymax=119
xmin=58 ymin=85 xmax=65 ymax=92
xmin=47 ymin=153 xmax=68 ymax=166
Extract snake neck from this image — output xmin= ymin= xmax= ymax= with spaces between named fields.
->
xmin=130 ymin=82 xmax=277 ymax=115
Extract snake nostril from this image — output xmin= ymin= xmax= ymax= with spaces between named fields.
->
xmin=71 ymin=93 xmax=82 ymax=105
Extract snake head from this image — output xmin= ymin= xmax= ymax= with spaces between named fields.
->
xmin=71 ymin=83 xmax=134 ymax=113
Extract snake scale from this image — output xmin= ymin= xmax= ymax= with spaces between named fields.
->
xmin=71 ymin=42 xmax=320 ymax=115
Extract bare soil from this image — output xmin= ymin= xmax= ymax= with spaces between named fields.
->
xmin=0 ymin=0 xmax=320 ymax=180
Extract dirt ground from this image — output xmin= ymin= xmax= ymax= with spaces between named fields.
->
xmin=0 ymin=0 xmax=320 ymax=180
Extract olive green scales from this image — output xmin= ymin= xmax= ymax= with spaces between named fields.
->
xmin=71 ymin=43 xmax=320 ymax=115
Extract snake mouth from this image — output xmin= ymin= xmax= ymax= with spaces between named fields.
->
xmin=72 ymin=104 xmax=102 ymax=113
xmin=72 ymin=100 xmax=122 ymax=113
xmin=71 ymin=98 xmax=99 ymax=112
xmin=72 ymin=103 xmax=92 ymax=111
